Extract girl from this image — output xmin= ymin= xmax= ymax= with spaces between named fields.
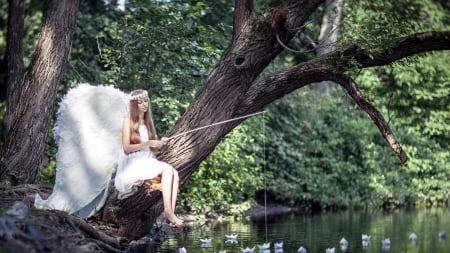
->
xmin=114 ymin=89 xmax=183 ymax=227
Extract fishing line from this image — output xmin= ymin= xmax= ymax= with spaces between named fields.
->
xmin=263 ymin=111 xmax=268 ymax=243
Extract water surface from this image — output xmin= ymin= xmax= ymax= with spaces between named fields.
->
xmin=128 ymin=208 xmax=450 ymax=253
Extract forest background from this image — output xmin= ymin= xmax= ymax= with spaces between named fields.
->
xmin=0 ymin=0 xmax=449 ymax=221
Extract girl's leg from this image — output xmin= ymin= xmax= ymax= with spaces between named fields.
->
xmin=161 ymin=167 xmax=175 ymax=219
xmin=161 ymin=166 xmax=183 ymax=225
xmin=170 ymin=168 xmax=181 ymax=217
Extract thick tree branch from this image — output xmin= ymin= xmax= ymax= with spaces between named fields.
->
xmin=240 ymin=31 xmax=450 ymax=114
xmin=232 ymin=0 xmax=253 ymax=40
xmin=285 ymin=0 xmax=325 ymax=32
xmin=331 ymin=75 xmax=408 ymax=164
xmin=343 ymin=31 xmax=450 ymax=68
xmin=271 ymin=0 xmax=324 ymax=51
xmin=238 ymin=31 xmax=449 ymax=165
xmin=240 ymin=65 xmax=409 ymax=164
xmin=239 ymin=61 xmax=330 ymax=114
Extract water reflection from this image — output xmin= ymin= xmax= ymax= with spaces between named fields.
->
xmin=127 ymin=208 xmax=450 ymax=253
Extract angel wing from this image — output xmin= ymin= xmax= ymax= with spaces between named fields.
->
xmin=35 ymin=83 xmax=129 ymax=218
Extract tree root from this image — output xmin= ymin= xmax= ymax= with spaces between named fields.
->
xmin=0 ymin=185 xmax=126 ymax=252
xmin=68 ymin=215 xmax=125 ymax=250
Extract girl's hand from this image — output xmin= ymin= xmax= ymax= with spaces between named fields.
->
xmin=149 ymin=139 xmax=166 ymax=149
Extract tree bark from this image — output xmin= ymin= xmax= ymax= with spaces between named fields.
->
xmin=4 ymin=0 xmax=25 ymax=135
xmin=0 ymin=0 xmax=80 ymax=183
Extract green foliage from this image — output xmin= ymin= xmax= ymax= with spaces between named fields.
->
xmin=355 ymin=50 xmax=450 ymax=208
xmin=178 ymin=118 xmax=266 ymax=218
xmin=262 ymin=0 xmax=450 ymax=210
xmin=264 ymin=90 xmax=379 ymax=208
xmin=90 ymin=0 xmax=230 ymax=131
xmin=264 ymin=62 xmax=449 ymax=209
xmin=63 ymin=3 xmax=117 ymax=87
xmin=0 ymin=0 xmax=44 ymax=94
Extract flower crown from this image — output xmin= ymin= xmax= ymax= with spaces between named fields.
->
xmin=130 ymin=90 xmax=149 ymax=101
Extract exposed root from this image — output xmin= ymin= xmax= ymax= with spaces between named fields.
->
xmin=0 ymin=185 xmax=125 ymax=253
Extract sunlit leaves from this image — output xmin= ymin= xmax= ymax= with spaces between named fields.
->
xmin=342 ymin=0 xmax=430 ymax=53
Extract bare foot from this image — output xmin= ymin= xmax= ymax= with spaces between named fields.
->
xmin=167 ymin=220 xmax=183 ymax=227
xmin=166 ymin=213 xmax=184 ymax=227
xmin=166 ymin=218 xmax=184 ymax=227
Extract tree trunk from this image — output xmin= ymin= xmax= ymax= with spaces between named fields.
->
xmin=0 ymin=0 xmax=80 ymax=184
xmin=313 ymin=0 xmax=344 ymax=93
xmin=3 ymin=0 xmax=25 ymax=134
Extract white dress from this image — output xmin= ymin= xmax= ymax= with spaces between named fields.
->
xmin=114 ymin=124 xmax=172 ymax=199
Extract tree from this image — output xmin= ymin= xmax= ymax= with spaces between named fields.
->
xmin=108 ymin=0 xmax=450 ymax=239
xmin=0 ymin=0 xmax=80 ymax=183
xmin=1 ymin=0 xmax=449 ymax=241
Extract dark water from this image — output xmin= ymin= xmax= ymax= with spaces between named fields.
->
xmin=128 ymin=208 xmax=450 ymax=253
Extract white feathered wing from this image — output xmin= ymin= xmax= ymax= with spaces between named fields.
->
xmin=35 ymin=83 xmax=129 ymax=218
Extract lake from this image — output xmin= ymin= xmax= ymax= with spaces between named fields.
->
xmin=125 ymin=208 xmax=450 ymax=253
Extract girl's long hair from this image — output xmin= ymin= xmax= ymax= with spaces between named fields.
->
xmin=129 ymin=90 xmax=157 ymax=144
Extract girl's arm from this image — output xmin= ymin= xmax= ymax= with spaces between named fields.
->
xmin=122 ymin=118 xmax=165 ymax=154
